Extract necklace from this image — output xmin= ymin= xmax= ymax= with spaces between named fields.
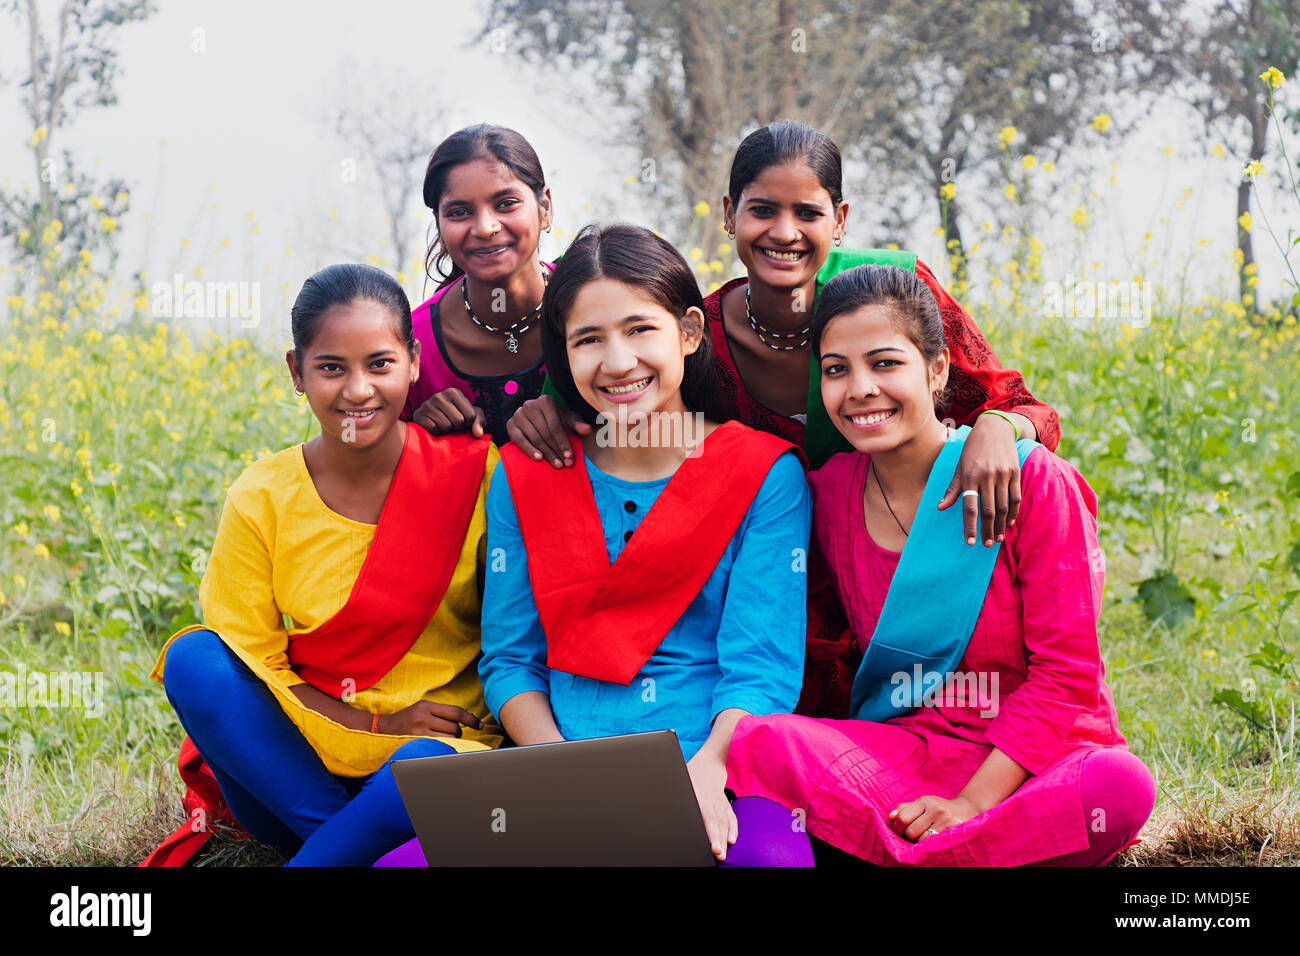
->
xmin=869 ymin=461 xmax=910 ymax=538
xmin=462 ymin=264 xmax=549 ymax=353
xmin=746 ymin=286 xmax=810 ymax=351
xmin=867 ymin=425 xmax=954 ymax=539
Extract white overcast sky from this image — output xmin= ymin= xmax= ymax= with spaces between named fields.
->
xmin=0 ymin=0 xmax=1295 ymax=339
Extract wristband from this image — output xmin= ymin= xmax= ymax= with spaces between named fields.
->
xmin=979 ymin=410 xmax=1020 ymax=441
xmin=370 ymin=713 xmax=381 ymax=734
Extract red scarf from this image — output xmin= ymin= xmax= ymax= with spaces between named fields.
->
xmin=499 ymin=420 xmax=798 ymax=685
xmin=141 ymin=424 xmax=490 ymax=866
xmin=287 ymin=425 xmax=490 ymax=697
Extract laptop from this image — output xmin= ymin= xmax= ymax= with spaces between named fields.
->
xmin=391 ymin=729 xmax=717 ymax=866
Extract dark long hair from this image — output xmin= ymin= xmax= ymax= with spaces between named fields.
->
xmin=727 ymin=120 xmax=844 ymax=206
xmin=422 ymin=124 xmax=547 ymax=290
xmin=812 ymin=264 xmax=949 ymax=413
xmin=290 ymin=263 xmax=413 ymax=359
xmin=540 ymin=223 xmax=728 ymax=426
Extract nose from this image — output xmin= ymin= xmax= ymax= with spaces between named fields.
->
xmin=844 ymin=363 xmax=879 ymax=402
xmin=471 ymin=206 xmax=500 ymax=239
xmin=766 ymin=210 xmax=801 ymax=244
xmin=600 ymin=331 xmax=639 ymax=378
xmin=342 ymin=369 xmax=375 ymax=404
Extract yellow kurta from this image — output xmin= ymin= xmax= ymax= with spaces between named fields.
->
xmin=151 ymin=439 xmax=503 ymax=776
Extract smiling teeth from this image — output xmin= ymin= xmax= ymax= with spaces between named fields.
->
xmin=342 ymin=409 xmax=376 ymax=417
xmin=851 ymin=410 xmax=895 ymax=425
xmin=763 ymin=249 xmax=804 ymax=261
xmin=602 ymin=377 xmax=652 ymax=394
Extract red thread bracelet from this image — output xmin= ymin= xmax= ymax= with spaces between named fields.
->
xmin=370 ymin=713 xmax=381 ymax=734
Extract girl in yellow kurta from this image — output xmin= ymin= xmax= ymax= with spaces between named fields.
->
xmin=150 ymin=263 xmax=500 ymax=867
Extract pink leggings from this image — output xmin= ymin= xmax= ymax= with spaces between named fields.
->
xmin=724 ymin=747 xmax=1156 ymax=867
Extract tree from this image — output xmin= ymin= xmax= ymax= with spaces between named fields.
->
xmin=481 ymin=0 xmax=902 ymax=241
xmin=1184 ymin=0 xmax=1300 ymax=310
xmin=482 ymin=0 xmax=1179 ymax=263
xmin=0 ymin=0 xmax=154 ymax=295
xmin=859 ymin=1 xmax=1182 ymax=278
xmin=323 ymin=58 xmax=454 ymax=277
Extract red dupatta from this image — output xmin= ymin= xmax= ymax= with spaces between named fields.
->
xmin=141 ymin=424 xmax=490 ymax=866
xmin=286 ymin=424 xmax=491 ymax=697
xmin=498 ymin=421 xmax=797 ymax=685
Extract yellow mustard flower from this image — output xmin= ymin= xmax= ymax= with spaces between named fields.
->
xmin=1004 ymin=183 xmax=1017 ymax=202
xmin=998 ymin=126 xmax=1017 ymax=148
xmin=54 ymin=621 xmax=71 ymax=637
xmin=1260 ymin=66 xmax=1285 ymax=90
xmin=1238 ymin=212 xmax=1252 ymax=232
xmin=1091 ymin=113 xmax=1112 ymax=134
xmin=692 ymin=201 xmax=711 ymax=218
xmin=939 ymin=182 xmax=957 ymax=201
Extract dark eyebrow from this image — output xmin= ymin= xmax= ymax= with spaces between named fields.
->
xmin=312 ymin=349 xmax=399 ymax=361
xmin=820 ymin=347 xmax=906 ymax=360
xmin=567 ymin=314 xmax=661 ymax=341
xmin=746 ymin=196 xmax=828 ymax=212
xmin=440 ymin=187 xmax=523 ymax=208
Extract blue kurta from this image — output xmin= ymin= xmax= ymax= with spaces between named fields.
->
xmin=479 ymin=448 xmax=812 ymax=760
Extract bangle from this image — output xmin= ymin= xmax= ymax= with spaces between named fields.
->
xmin=979 ymin=410 xmax=1020 ymax=441
xmin=370 ymin=713 xmax=381 ymax=734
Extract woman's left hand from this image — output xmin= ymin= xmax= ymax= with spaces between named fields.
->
xmin=686 ymin=752 xmax=737 ymax=862
xmin=889 ymin=794 xmax=979 ymax=842
xmin=936 ymin=413 xmax=1022 ymax=547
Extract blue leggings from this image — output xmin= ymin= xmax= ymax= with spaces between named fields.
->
xmin=161 ymin=628 xmax=453 ymax=866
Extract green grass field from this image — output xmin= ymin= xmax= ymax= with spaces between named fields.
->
xmin=2 ymin=264 xmax=1298 ymax=866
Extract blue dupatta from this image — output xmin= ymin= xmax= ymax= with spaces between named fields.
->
xmin=849 ymin=425 xmax=1039 ymax=722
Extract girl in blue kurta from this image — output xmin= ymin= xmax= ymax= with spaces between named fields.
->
xmin=481 ymin=223 xmax=810 ymax=863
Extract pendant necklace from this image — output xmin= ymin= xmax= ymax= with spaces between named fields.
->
xmin=462 ymin=264 xmax=549 ymax=353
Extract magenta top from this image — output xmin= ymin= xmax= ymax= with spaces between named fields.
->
xmin=726 ymin=444 xmax=1137 ymax=865
xmin=401 ymin=267 xmax=553 ymax=445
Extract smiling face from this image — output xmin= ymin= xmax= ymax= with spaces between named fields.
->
xmin=723 ymin=160 xmax=847 ymax=293
xmin=564 ymin=278 xmax=703 ymax=420
xmin=435 ymin=158 xmax=551 ymax=284
xmin=818 ymin=303 xmax=949 ymax=454
xmin=286 ymin=298 xmax=419 ymax=451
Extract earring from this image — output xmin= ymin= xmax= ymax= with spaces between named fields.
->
xmin=294 ymin=385 xmax=304 ymax=395
xmin=834 ymin=234 xmax=843 ymax=247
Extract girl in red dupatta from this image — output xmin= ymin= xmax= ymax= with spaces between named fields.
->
xmin=144 ymin=264 xmax=500 ymax=867
xmin=481 ymin=223 xmax=811 ymax=863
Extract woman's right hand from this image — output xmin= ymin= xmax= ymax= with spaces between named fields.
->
xmin=413 ymin=387 xmax=486 ymax=439
xmin=505 ymin=395 xmax=591 ymax=468
xmin=377 ymin=701 xmax=484 ymax=738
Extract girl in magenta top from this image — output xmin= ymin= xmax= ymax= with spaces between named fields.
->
xmin=722 ymin=264 xmax=1155 ymax=867
xmin=403 ymin=124 xmax=555 ymax=445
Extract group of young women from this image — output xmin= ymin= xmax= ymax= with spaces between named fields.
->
xmin=143 ymin=121 xmax=1155 ymax=867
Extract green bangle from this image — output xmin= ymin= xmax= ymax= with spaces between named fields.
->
xmin=979 ymin=410 xmax=1020 ymax=441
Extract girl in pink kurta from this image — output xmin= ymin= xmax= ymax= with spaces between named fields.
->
xmin=724 ymin=264 xmax=1155 ymax=867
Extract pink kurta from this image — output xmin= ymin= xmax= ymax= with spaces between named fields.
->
xmin=726 ymin=444 xmax=1134 ymax=865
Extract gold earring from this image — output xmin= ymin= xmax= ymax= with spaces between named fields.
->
xmin=834 ymin=234 xmax=843 ymax=247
